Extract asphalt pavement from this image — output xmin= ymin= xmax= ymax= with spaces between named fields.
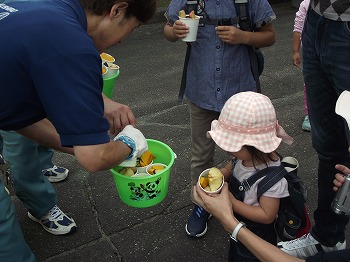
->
xmin=7 ymin=3 xmax=350 ymax=262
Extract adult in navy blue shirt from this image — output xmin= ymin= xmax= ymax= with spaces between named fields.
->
xmin=0 ymin=0 xmax=155 ymax=261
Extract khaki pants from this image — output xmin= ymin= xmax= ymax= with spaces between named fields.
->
xmin=189 ymin=102 xmax=220 ymax=184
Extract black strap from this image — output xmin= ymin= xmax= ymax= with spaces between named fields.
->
xmin=178 ymin=43 xmax=191 ymax=102
xmin=248 ymin=48 xmax=261 ymax=93
xmin=256 ymin=166 xmax=287 ymax=198
xmin=256 ymin=157 xmax=299 ymax=198
xmin=241 ymin=166 xmax=283 ymax=195
xmin=199 ymin=17 xmax=240 ymax=26
xmin=234 ymin=0 xmax=261 ymax=93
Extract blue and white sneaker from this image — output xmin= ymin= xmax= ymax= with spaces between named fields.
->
xmin=185 ymin=204 xmax=211 ymax=237
xmin=42 ymin=165 xmax=69 ymax=183
xmin=28 ymin=205 xmax=77 ymax=235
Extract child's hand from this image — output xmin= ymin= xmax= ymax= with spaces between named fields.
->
xmin=292 ymin=51 xmax=301 ymax=67
xmin=215 ymin=25 xmax=245 ymax=45
xmin=333 ymin=164 xmax=350 ymax=191
xmin=172 ymin=20 xmax=189 ymax=39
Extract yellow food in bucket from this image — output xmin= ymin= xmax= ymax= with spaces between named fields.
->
xmin=100 ymin=52 xmax=115 ymax=63
xmin=102 ymin=67 xmax=107 ymax=74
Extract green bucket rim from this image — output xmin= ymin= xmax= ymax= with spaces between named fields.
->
xmin=110 ymin=139 xmax=175 ymax=179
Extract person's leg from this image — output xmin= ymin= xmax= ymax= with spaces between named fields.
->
xmin=302 ymin=83 xmax=311 ymax=131
xmin=189 ymin=101 xmax=220 ymax=184
xmin=304 ymin=83 xmax=308 ymax=116
xmin=0 ymin=180 xmax=37 ymax=262
xmin=279 ymin=10 xmax=350 ymax=257
xmin=186 ymin=101 xmax=220 ymax=237
xmin=0 ymin=131 xmax=56 ymax=218
xmin=38 ymin=146 xmax=54 ymax=169
xmin=304 ymin=13 xmax=350 ymax=246
xmin=38 ymin=146 xmax=69 ymax=182
xmin=0 ymin=134 xmax=3 ymax=152
xmin=0 ymin=131 xmax=77 ymax=235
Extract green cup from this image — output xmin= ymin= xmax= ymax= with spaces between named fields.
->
xmin=102 ymin=69 xmax=120 ymax=98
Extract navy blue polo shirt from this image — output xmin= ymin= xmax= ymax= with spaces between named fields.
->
xmin=0 ymin=0 xmax=110 ymax=146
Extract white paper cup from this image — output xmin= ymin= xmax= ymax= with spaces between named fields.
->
xmin=100 ymin=52 xmax=115 ymax=63
xmin=179 ymin=15 xmax=200 ymax=42
xmin=198 ymin=168 xmax=224 ymax=195
xmin=146 ymin=163 xmax=167 ymax=175
xmin=104 ymin=63 xmax=120 ymax=78
xmin=136 ymin=160 xmax=153 ymax=174
xmin=102 ymin=65 xmax=108 ymax=79
xmin=132 ymin=172 xmax=150 ymax=178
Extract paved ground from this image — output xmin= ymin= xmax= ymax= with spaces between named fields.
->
xmin=6 ymin=3 xmax=349 ymax=262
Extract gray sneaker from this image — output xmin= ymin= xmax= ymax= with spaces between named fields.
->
xmin=42 ymin=165 xmax=69 ymax=182
xmin=278 ymin=233 xmax=346 ymax=259
xmin=28 ymin=205 xmax=77 ymax=235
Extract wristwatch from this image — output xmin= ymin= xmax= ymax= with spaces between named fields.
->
xmin=230 ymin=222 xmax=246 ymax=242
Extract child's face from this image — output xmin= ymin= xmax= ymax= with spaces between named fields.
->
xmin=231 ymin=146 xmax=251 ymax=161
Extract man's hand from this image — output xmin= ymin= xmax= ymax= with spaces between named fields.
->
xmin=103 ymin=94 xmax=136 ymax=135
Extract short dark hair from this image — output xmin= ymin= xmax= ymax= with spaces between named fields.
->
xmin=80 ymin=0 xmax=156 ymax=23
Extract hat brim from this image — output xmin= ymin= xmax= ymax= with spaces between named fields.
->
xmin=207 ymin=120 xmax=282 ymax=153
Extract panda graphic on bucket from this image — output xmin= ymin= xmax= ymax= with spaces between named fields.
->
xmin=128 ymin=177 xmax=161 ymax=201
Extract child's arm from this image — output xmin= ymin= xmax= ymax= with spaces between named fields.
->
xmin=220 ymin=161 xmax=233 ymax=182
xmin=215 ymin=22 xmax=275 ymax=48
xmin=229 ymin=193 xmax=280 ymax=224
xmin=292 ymin=32 xmax=302 ymax=67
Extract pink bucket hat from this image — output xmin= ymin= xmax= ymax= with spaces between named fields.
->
xmin=207 ymin=92 xmax=293 ymax=153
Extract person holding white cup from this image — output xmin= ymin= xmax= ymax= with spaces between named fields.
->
xmin=163 ymin=0 xmax=277 ymax=239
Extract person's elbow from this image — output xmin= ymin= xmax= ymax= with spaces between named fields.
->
xmin=261 ymin=215 xmax=277 ymax=224
xmin=260 ymin=24 xmax=276 ymax=47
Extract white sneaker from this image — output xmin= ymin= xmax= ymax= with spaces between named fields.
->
xmin=28 ymin=205 xmax=77 ymax=235
xmin=278 ymin=233 xmax=346 ymax=259
xmin=42 ymin=165 xmax=69 ymax=182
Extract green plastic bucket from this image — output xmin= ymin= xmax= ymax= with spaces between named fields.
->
xmin=110 ymin=139 xmax=175 ymax=208
xmin=102 ymin=69 xmax=120 ymax=99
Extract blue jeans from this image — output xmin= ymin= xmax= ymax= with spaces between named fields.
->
xmin=0 ymin=131 xmax=57 ymax=218
xmin=302 ymin=9 xmax=350 ymax=246
xmin=0 ymin=180 xmax=37 ymax=262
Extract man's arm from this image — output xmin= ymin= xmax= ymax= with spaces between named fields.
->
xmin=15 ymin=118 xmax=74 ymax=155
xmin=16 ymin=118 xmax=132 ymax=173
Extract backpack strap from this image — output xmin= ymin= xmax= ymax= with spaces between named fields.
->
xmin=234 ymin=0 xmax=251 ymax=31
xmin=178 ymin=0 xmax=199 ymax=102
xmin=230 ymin=161 xmax=277 ymax=198
xmin=178 ymin=42 xmax=191 ymax=102
xmin=234 ymin=0 xmax=261 ymax=93
xmin=256 ymin=157 xmax=299 ymax=198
